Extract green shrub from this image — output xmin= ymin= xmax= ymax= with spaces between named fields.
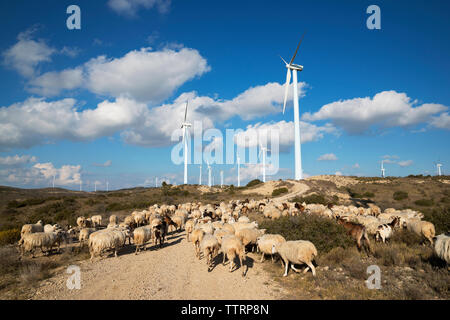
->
xmin=393 ymin=191 xmax=408 ymax=200
xmin=246 ymin=179 xmax=263 ymax=187
xmin=291 ymin=194 xmax=328 ymax=205
xmin=414 ymin=199 xmax=434 ymax=206
xmin=391 ymin=230 xmax=423 ymax=246
xmin=259 ymin=215 xmax=354 ymax=253
xmin=423 ymin=207 xmax=450 ymax=234
xmin=0 ymin=229 xmax=20 ymax=246
xmin=272 ymin=187 xmax=288 ymax=197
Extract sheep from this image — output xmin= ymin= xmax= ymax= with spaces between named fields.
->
xmin=232 ymin=221 xmax=258 ymax=234
xmin=272 ymin=240 xmax=317 ymax=277
xmin=198 ymin=222 xmax=214 ymax=235
xmin=405 ymin=219 xmax=435 ymax=245
xmin=88 ymin=228 xmax=129 ymax=260
xmin=222 ymin=223 xmax=235 ymax=235
xmin=123 ymin=215 xmax=135 ymax=229
xmin=109 ymin=215 xmax=118 ymax=225
xmin=79 ymin=228 xmax=97 ymax=248
xmin=185 ymin=219 xmax=196 ymax=241
xmin=375 ymin=217 xmax=400 ymax=243
xmin=434 ymin=233 xmax=450 ymax=265
xmin=133 ymin=225 xmax=153 ymax=254
xmin=191 ymin=229 xmax=205 ymax=258
xmin=256 ymin=234 xmax=286 ymax=263
xmin=238 ymin=216 xmax=250 ymax=223
xmin=171 ymin=215 xmax=185 ymax=232
xmin=44 ymin=224 xmax=61 ymax=233
xmin=236 ymin=228 xmax=266 ymax=253
xmin=19 ymin=230 xmax=66 ymax=257
xmin=213 ymin=228 xmax=234 ymax=245
xmin=21 ymin=220 xmax=44 ymax=237
xmin=91 ymin=215 xmax=102 ymax=228
xmin=220 ymin=235 xmax=247 ymax=276
xmin=76 ymin=216 xmax=86 ymax=228
xmin=134 ymin=212 xmax=146 ymax=227
xmin=200 ymin=234 xmax=220 ymax=270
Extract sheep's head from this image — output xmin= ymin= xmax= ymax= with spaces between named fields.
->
xmin=37 ymin=220 xmax=43 ymax=225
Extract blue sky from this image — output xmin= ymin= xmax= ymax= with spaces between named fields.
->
xmin=0 ymin=0 xmax=449 ymax=190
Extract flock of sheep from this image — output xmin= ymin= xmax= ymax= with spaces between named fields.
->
xmin=17 ymin=198 xmax=450 ymax=278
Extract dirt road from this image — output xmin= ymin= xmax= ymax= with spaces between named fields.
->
xmin=32 ymin=231 xmax=286 ymax=300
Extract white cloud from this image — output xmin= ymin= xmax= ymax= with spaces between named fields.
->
xmin=29 ymin=47 xmax=210 ymax=101
xmin=317 ymin=153 xmax=338 ymax=161
xmin=335 ymin=171 xmax=343 ymax=176
xmin=60 ymin=46 xmax=81 ymax=58
xmin=108 ymin=0 xmax=171 ymax=16
xmin=92 ymin=160 xmax=113 ymax=167
xmin=302 ymin=91 xmax=448 ymax=134
xmin=398 ymin=160 xmax=413 ymax=167
xmin=430 ymin=112 xmax=450 ymax=130
xmin=2 ymin=27 xmax=56 ymax=78
xmin=0 ymin=97 xmax=146 ymax=150
xmin=383 ymin=155 xmax=399 ymax=159
xmin=234 ymin=120 xmax=337 ymax=150
xmin=0 ymin=155 xmax=37 ymax=166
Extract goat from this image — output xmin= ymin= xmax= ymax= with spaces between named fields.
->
xmin=337 ymin=217 xmax=372 ymax=253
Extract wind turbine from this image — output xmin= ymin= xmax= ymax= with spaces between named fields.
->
xmin=181 ymin=101 xmax=192 ymax=185
xmin=155 ymin=177 xmax=158 ymax=188
xmin=52 ymin=174 xmax=55 ymax=189
xmin=94 ymin=181 xmax=97 ymax=192
xmin=220 ymin=170 xmax=224 ymax=188
xmin=436 ymin=163 xmax=443 ymax=176
xmin=206 ymin=160 xmax=212 ymax=187
xmin=106 ymin=180 xmax=109 ymax=192
xmin=199 ymin=164 xmax=202 ymax=185
xmin=80 ymin=180 xmax=82 ymax=191
xmin=281 ymin=33 xmax=305 ymax=180
xmin=259 ymin=143 xmax=270 ymax=183
xmin=237 ymin=156 xmax=241 ymax=187
xmin=381 ymin=160 xmax=386 ymax=178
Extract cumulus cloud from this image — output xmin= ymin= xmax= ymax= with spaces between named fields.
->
xmin=2 ymin=27 xmax=55 ymax=78
xmin=108 ymin=0 xmax=171 ymax=17
xmin=430 ymin=112 xmax=450 ymax=130
xmin=0 ymin=155 xmax=37 ymax=166
xmin=29 ymin=47 xmax=210 ymax=101
xmin=302 ymin=91 xmax=448 ymax=134
xmin=0 ymin=97 xmax=146 ymax=150
xmin=317 ymin=153 xmax=338 ymax=161
xmin=234 ymin=120 xmax=337 ymax=151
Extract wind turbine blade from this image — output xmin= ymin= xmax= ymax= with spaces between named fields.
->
xmin=184 ymin=101 xmax=188 ymax=122
xmin=282 ymin=69 xmax=291 ymax=114
xmin=279 ymin=56 xmax=288 ymax=65
xmin=289 ymin=32 xmax=305 ymax=65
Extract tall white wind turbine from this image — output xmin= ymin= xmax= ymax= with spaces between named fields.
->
xmin=237 ymin=156 xmax=241 ymax=187
xmin=155 ymin=177 xmax=158 ymax=188
xmin=381 ymin=160 xmax=386 ymax=178
xmin=220 ymin=170 xmax=224 ymax=188
xmin=437 ymin=163 xmax=443 ymax=176
xmin=207 ymin=160 xmax=212 ymax=187
xmin=199 ymin=164 xmax=202 ymax=185
xmin=281 ymin=33 xmax=305 ymax=180
xmin=52 ymin=174 xmax=55 ymax=189
xmin=259 ymin=143 xmax=270 ymax=183
xmin=94 ymin=181 xmax=97 ymax=192
xmin=181 ymin=101 xmax=192 ymax=185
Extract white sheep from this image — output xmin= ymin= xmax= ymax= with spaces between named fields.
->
xmin=19 ymin=230 xmax=66 ymax=257
xmin=21 ymin=220 xmax=44 ymax=237
xmin=185 ymin=219 xmax=196 ymax=241
xmin=133 ymin=225 xmax=153 ymax=254
xmin=88 ymin=228 xmax=129 ymax=260
xmin=109 ymin=215 xmax=118 ymax=225
xmin=79 ymin=228 xmax=97 ymax=248
xmin=235 ymin=228 xmax=266 ymax=253
xmin=44 ymin=224 xmax=61 ymax=233
xmin=256 ymin=234 xmax=286 ymax=262
xmin=272 ymin=240 xmax=318 ymax=277
xmin=220 ymin=235 xmax=247 ymax=276
xmin=133 ymin=212 xmax=146 ymax=227
xmin=91 ymin=215 xmax=102 ymax=228
xmin=406 ymin=219 xmax=435 ymax=245
xmin=434 ymin=233 xmax=450 ymax=264
xmin=191 ymin=228 xmax=205 ymax=258
xmin=200 ymin=234 xmax=220 ymax=269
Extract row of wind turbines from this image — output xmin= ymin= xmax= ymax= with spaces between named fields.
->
xmin=380 ymin=160 xmax=444 ymax=178
xmin=179 ymin=35 xmax=306 ymax=186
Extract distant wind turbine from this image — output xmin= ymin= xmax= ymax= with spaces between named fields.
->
xmin=181 ymin=101 xmax=192 ymax=185
xmin=220 ymin=170 xmax=224 ymax=188
xmin=207 ymin=160 xmax=212 ymax=187
xmin=94 ymin=181 xmax=97 ymax=192
xmin=106 ymin=180 xmax=109 ymax=192
xmin=80 ymin=180 xmax=82 ymax=191
xmin=199 ymin=164 xmax=202 ymax=185
xmin=281 ymin=33 xmax=306 ymax=180
xmin=237 ymin=156 xmax=241 ymax=187
xmin=436 ymin=163 xmax=443 ymax=176
xmin=259 ymin=143 xmax=270 ymax=183
xmin=52 ymin=174 xmax=55 ymax=189
xmin=381 ymin=160 xmax=386 ymax=178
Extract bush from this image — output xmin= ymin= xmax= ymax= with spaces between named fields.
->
xmin=390 ymin=230 xmax=423 ymax=246
xmin=259 ymin=215 xmax=354 ymax=253
xmin=246 ymin=179 xmax=263 ymax=187
xmin=414 ymin=199 xmax=434 ymax=206
xmin=423 ymin=207 xmax=450 ymax=234
xmin=393 ymin=191 xmax=408 ymax=200
xmin=291 ymin=194 xmax=328 ymax=205
xmin=272 ymin=187 xmax=288 ymax=197
xmin=0 ymin=229 xmax=21 ymax=246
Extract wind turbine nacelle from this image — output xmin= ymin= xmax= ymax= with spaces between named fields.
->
xmin=288 ymin=64 xmax=303 ymax=71
xmin=182 ymin=122 xmax=192 ymax=127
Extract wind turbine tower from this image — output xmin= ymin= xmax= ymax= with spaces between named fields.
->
xmin=381 ymin=160 xmax=386 ymax=178
xmin=52 ymin=174 xmax=55 ymax=189
xmin=220 ymin=170 xmax=224 ymax=188
xmin=281 ymin=34 xmax=306 ymax=180
xmin=437 ymin=163 xmax=443 ymax=176
xmin=207 ymin=160 xmax=212 ymax=187
xmin=259 ymin=144 xmax=270 ymax=183
xmin=181 ymin=101 xmax=192 ymax=185
xmin=199 ymin=164 xmax=202 ymax=185
xmin=237 ymin=156 xmax=241 ymax=187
